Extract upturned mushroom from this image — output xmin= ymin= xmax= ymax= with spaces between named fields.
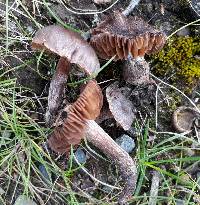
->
xmin=89 ymin=10 xmax=166 ymax=130
xmin=32 ymin=25 xmax=100 ymax=126
xmin=47 ymin=81 xmax=137 ymax=205
xmin=90 ymin=11 xmax=166 ymax=85
xmin=90 ymin=11 xmax=165 ymax=61
xmin=48 ymin=80 xmax=103 ymax=153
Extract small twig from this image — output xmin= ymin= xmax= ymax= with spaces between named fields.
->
xmin=73 ymin=151 xmax=121 ymax=190
xmin=122 ymin=0 xmax=141 ymax=16
xmin=150 ymin=73 xmax=200 ymax=114
xmin=167 ymin=18 xmax=200 ymax=39
xmin=148 ymin=171 xmax=161 ymax=205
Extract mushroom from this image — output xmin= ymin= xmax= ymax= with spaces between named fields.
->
xmin=90 ymin=11 xmax=166 ymax=61
xmin=88 ymin=11 xmax=166 ymax=129
xmin=90 ymin=11 xmax=166 ymax=85
xmin=32 ymin=25 xmax=100 ymax=125
xmin=48 ymin=80 xmax=103 ymax=153
xmin=48 ymin=80 xmax=137 ymax=204
xmin=172 ymin=106 xmax=200 ymax=133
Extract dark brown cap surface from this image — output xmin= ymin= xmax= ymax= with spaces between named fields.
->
xmin=90 ymin=11 xmax=166 ymax=60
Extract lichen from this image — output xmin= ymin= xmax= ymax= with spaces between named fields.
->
xmin=152 ymin=36 xmax=200 ymax=90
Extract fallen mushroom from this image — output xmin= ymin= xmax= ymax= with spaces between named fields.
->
xmin=172 ymin=106 xmax=200 ymax=133
xmin=48 ymin=80 xmax=103 ymax=153
xmin=32 ymin=25 xmax=100 ymax=125
xmin=48 ymin=81 xmax=137 ymax=204
xmin=106 ymin=82 xmax=135 ymax=130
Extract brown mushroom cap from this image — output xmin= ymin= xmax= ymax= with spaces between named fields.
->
xmin=172 ymin=106 xmax=200 ymax=133
xmin=90 ymin=11 xmax=166 ymax=60
xmin=48 ymin=80 xmax=103 ymax=153
xmin=32 ymin=25 xmax=100 ymax=75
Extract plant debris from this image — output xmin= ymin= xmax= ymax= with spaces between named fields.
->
xmin=106 ymin=82 xmax=135 ymax=130
xmin=172 ymin=106 xmax=200 ymax=133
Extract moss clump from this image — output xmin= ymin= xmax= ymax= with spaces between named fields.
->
xmin=153 ymin=36 xmax=200 ymax=88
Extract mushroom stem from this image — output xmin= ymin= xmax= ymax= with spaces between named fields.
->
xmin=85 ymin=120 xmax=137 ymax=205
xmin=123 ymin=57 xmax=151 ymax=85
xmin=122 ymin=0 xmax=141 ymax=16
xmin=46 ymin=57 xmax=70 ymax=126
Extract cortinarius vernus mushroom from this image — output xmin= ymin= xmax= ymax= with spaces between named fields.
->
xmin=90 ymin=11 xmax=166 ymax=61
xmin=48 ymin=81 xmax=137 ymax=204
xmin=32 ymin=25 xmax=100 ymax=125
xmin=172 ymin=106 xmax=200 ymax=133
xmin=48 ymin=80 xmax=103 ymax=153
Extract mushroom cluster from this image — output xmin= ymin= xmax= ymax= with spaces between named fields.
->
xmin=32 ymin=24 xmax=137 ymax=204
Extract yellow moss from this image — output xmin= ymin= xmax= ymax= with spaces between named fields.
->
xmin=153 ymin=36 xmax=200 ymax=87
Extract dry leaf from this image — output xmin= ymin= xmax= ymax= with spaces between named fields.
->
xmin=106 ymin=82 xmax=135 ymax=130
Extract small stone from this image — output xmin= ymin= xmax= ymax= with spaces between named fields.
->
xmin=14 ymin=195 xmax=37 ymax=205
xmin=38 ymin=164 xmax=50 ymax=181
xmin=175 ymin=199 xmax=185 ymax=205
xmin=74 ymin=148 xmax=87 ymax=164
xmin=184 ymin=149 xmax=195 ymax=157
xmin=102 ymin=185 xmax=113 ymax=193
xmin=115 ymin=134 xmax=135 ymax=153
xmin=0 ymin=187 xmax=5 ymax=195
xmin=176 ymin=27 xmax=190 ymax=37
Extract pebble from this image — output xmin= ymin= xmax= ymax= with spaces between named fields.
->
xmin=176 ymin=27 xmax=190 ymax=37
xmin=14 ymin=195 xmax=37 ymax=205
xmin=74 ymin=148 xmax=87 ymax=164
xmin=102 ymin=185 xmax=113 ymax=193
xmin=0 ymin=187 xmax=5 ymax=195
xmin=38 ymin=164 xmax=50 ymax=181
xmin=175 ymin=199 xmax=185 ymax=205
xmin=115 ymin=134 xmax=135 ymax=153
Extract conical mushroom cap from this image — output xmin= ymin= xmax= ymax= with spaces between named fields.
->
xmin=90 ymin=11 xmax=166 ymax=60
xmin=48 ymin=80 xmax=103 ymax=153
xmin=32 ymin=25 xmax=100 ymax=75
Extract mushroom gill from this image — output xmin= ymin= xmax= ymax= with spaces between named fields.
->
xmin=90 ymin=11 xmax=166 ymax=60
xmin=48 ymin=80 xmax=103 ymax=153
